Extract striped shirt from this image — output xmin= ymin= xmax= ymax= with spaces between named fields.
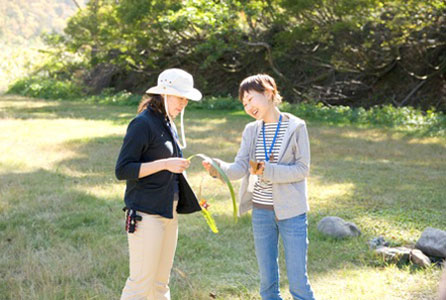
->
xmin=252 ymin=120 xmax=289 ymax=206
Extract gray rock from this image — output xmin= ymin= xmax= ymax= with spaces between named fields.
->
xmin=368 ymin=236 xmax=390 ymax=249
xmin=410 ymin=249 xmax=431 ymax=268
xmin=317 ymin=216 xmax=361 ymax=238
xmin=415 ymin=227 xmax=446 ymax=258
xmin=374 ymin=246 xmax=411 ymax=264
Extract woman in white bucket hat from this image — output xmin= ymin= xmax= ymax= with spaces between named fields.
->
xmin=115 ymin=68 xmax=202 ymax=300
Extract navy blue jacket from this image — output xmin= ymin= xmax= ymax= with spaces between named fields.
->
xmin=115 ymin=107 xmax=201 ymax=218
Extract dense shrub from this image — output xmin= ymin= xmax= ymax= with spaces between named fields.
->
xmin=280 ymin=102 xmax=446 ymax=135
xmin=187 ymin=96 xmax=243 ymax=111
xmin=7 ymin=76 xmax=84 ymax=100
xmin=33 ymin=0 xmax=446 ymax=110
xmin=7 ymin=78 xmax=141 ymax=105
xmin=81 ymin=89 xmax=142 ymax=106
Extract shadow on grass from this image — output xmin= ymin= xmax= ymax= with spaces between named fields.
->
xmin=302 ymin=125 xmax=445 ymax=299
xmin=0 ymin=95 xmax=135 ymax=123
xmin=0 ymin=128 xmax=260 ymax=298
xmin=0 ymin=169 xmax=262 ymax=299
xmin=0 ymin=167 xmax=130 ymax=299
xmin=1 ymin=95 xmax=249 ymax=125
xmin=2 ymin=96 xmax=445 ymax=298
xmin=309 ymin=127 xmax=446 ymax=226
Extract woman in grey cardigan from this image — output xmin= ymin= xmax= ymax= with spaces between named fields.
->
xmin=203 ymin=74 xmax=316 ymax=300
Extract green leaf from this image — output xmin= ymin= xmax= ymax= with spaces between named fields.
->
xmin=201 ymin=207 xmax=219 ymax=234
xmin=188 ymin=153 xmax=238 ymax=223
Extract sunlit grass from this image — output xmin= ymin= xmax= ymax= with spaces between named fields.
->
xmin=0 ymin=95 xmax=445 ymax=299
xmin=311 ymin=264 xmax=439 ymax=300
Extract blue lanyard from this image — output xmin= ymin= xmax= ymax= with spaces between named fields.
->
xmin=262 ymin=114 xmax=282 ymax=162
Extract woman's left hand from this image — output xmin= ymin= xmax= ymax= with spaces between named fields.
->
xmin=249 ymin=161 xmax=265 ymax=175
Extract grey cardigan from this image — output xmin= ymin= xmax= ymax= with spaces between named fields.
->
xmin=218 ymin=112 xmax=311 ymax=220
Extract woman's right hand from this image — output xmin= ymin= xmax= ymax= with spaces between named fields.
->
xmin=163 ymin=158 xmax=191 ymax=174
xmin=202 ymin=160 xmax=212 ymax=172
xmin=202 ymin=159 xmax=220 ymax=179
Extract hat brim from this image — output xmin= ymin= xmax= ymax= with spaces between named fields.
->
xmin=146 ymin=86 xmax=202 ymax=101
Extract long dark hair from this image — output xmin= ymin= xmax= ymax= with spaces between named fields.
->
xmin=137 ymin=94 xmax=167 ymax=116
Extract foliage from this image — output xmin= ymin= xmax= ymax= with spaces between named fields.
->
xmin=4 ymin=0 xmax=446 ymax=109
xmin=0 ymin=43 xmax=49 ymax=92
xmin=81 ymin=89 xmax=142 ymax=106
xmin=7 ymin=76 xmax=84 ymax=100
xmin=29 ymin=0 xmax=445 ymax=110
xmin=6 ymin=77 xmax=142 ymax=105
xmin=57 ymin=0 xmax=244 ymax=94
xmin=280 ymin=102 xmax=446 ymax=136
xmin=187 ymin=96 xmax=244 ymax=111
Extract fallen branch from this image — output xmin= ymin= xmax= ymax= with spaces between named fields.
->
xmin=398 ymin=80 xmax=427 ymax=107
xmin=242 ymin=40 xmax=286 ymax=81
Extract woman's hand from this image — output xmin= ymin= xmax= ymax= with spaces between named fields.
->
xmin=202 ymin=160 xmax=220 ymax=178
xmin=249 ymin=161 xmax=265 ymax=175
xmin=202 ymin=160 xmax=212 ymax=172
xmin=164 ymin=158 xmax=191 ymax=173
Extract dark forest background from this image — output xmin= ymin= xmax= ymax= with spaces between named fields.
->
xmin=2 ymin=0 xmax=446 ymax=110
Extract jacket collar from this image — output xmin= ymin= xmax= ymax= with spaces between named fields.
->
xmin=252 ymin=112 xmax=304 ymax=162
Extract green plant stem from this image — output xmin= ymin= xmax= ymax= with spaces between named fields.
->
xmin=188 ymin=153 xmax=238 ymax=223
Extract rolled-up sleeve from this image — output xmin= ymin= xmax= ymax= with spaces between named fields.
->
xmin=115 ymin=117 xmax=150 ymax=180
xmin=262 ymin=123 xmax=310 ymax=184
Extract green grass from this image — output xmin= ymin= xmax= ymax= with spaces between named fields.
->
xmin=0 ymin=95 xmax=445 ymax=299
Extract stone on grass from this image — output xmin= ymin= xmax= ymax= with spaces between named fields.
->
xmin=410 ymin=249 xmax=431 ymax=268
xmin=368 ymin=236 xmax=390 ymax=249
xmin=415 ymin=227 xmax=446 ymax=258
xmin=317 ymin=216 xmax=361 ymax=238
xmin=374 ymin=246 xmax=411 ymax=264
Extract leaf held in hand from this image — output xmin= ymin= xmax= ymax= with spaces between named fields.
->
xmin=200 ymin=202 xmax=218 ymax=234
xmin=188 ymin=153 xmax=238 ymax=223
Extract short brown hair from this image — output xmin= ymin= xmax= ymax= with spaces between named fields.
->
xmin=238 ymin=74 xmax=282 ymax=105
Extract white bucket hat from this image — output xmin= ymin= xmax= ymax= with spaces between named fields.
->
xmin=145 ymin=68 xmax=202 ymax=150
xmin=145 ymin=68 xmax=202 ymax=101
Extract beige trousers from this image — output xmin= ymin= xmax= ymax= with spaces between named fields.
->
xmin=121 ymin=201 xmax=178 ymax=300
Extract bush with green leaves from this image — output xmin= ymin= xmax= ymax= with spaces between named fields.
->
xmin=187 ymin=96 xmax=243 ymax=111
xmin=82 ymin=89 xmax=142 ymax=106
xmin=6 ymin=78 xmax=141 ymax=106
xmin=280 ymin=102 xmax=446 ymax=135
xmin=7 ymin=76 xmax=84 ymax=100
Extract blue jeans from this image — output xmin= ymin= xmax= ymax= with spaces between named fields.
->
xmin=252 ymin=208 xmax=315 ymax=300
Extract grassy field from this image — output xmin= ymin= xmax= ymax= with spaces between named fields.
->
xmin=0 ymin=95 xmax=445 ymax=300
